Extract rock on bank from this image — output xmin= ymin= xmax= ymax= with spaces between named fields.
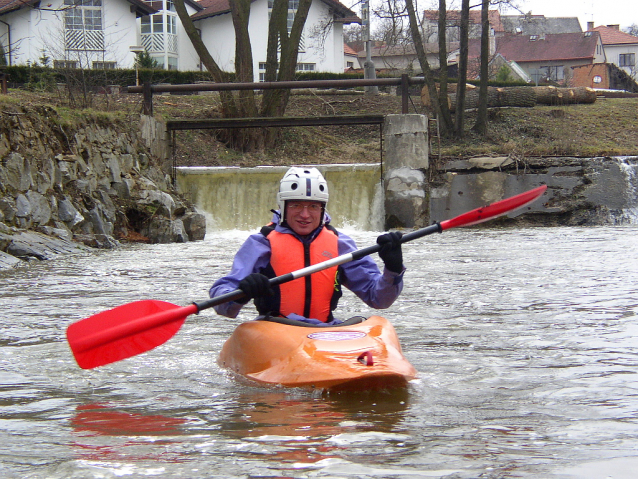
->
xmin=0 ymin=104 xmax=206 ymax=271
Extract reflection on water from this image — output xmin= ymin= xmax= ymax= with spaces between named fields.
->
xmin=0 ymin=226 xmax=637 ymax=478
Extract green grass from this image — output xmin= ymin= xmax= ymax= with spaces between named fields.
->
xmin=3 ymin=89 xmax=637 ymax=166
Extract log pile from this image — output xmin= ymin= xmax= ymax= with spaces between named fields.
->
xmin=532 ymin=86 xmax=597 ymax=105
xmin=424 ymin=84 xmax=597 ymax=112
xmin=449 ymin=86 xmax=537 ymax=112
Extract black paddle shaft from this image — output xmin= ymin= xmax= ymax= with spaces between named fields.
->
xmin=192 ymin=222 xmax=442 ymax=313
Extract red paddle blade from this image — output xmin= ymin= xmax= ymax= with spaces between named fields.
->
xmin=440 ymin=185 xmax=547 ymax=230
xmin=67 ymin=300 xmax=198 ymax=369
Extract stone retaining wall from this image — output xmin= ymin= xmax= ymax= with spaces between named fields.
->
xmin=0 ymin=106 xmax=206 ymax=271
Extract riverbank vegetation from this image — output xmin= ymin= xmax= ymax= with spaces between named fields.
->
xmin=2 ymin=89 xmax=637 ymax=167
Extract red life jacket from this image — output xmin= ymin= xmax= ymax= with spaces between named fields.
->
xmin=261 ymin=226 xmax=340 ymax=322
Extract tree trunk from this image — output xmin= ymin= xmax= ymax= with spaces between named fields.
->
xmin=405 ymin=0 xmax=451 ymax=137
xmin=175 ymin=0 xmax=313 ymax=152
xmin=260 ymin=0 xmax=312 ymax=147
xmin=436 ymin=0 xmax=453 ymax=136
xmin=174 ymin=0 xmax=236 ymax=118
xmin=454 ymin=0 xmax=470 ymax=138
xmin=472 ymin=0 xmax=490 ymax=135
xmin=533 ymin=86 xmax=597 ymax=105
xmin=450 ymin=86 xmax=537 ymax=112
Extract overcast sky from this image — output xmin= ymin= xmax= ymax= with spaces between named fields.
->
xmin=500 ymin=0 xmax=638 ymax=31
xmin=349 ymin=1 xmax=638 ymax=32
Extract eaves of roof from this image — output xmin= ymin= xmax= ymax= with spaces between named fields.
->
xmin=0 ymin=0 xmax=159 ymax=16
xmin=0 ymin=0 xmax=39 ymax=16
xmin=192 ymin=0 xmax=359 ymax=23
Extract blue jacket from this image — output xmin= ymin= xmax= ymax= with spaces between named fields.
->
xmin=209 ymin=212 xmax=404 ymax=324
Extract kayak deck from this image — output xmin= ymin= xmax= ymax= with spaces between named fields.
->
xmin=218 ymin=315 xmax=417 ymax=392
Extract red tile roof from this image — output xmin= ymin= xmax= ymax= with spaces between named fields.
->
xmin=0 ymin=0 xmax=41 ymax=14
xmin=591 ymin=25 xmax=638 ymax=45
xmin=496 ymin=32 xmax=601 ymax=63
xmin=423 ymin=9 xmax=505 ymax=33
xmin=344 ymin=43 xmax=357 ymax=56
xmin=192 ymin=0 xmax=230 ymax=20
xmin=193 ymin=0 xmax=359 ymax=22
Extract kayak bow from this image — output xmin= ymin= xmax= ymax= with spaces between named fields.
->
xmin=218 ymin=316 xmax=417 ymax=392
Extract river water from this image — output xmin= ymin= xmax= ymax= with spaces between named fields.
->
xmin=1 ymin=226 xmax=637 ymax=478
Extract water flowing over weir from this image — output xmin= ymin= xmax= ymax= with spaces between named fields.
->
xmin=616 ymin=157 xmax=638 ymax=224
xmin=176 ymin=164 xmax=385 ymax=231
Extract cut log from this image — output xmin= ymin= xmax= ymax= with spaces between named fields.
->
xmin=449 ymin=86 xmax=536 ymax=112
xmin=532 ymin=86 xmax=596 ymax=105
xmin=421 ymin=85 xmax=452 ymax=111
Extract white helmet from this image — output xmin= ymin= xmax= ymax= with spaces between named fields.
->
xmin=277 ymin=167 xmax=329 ymax=215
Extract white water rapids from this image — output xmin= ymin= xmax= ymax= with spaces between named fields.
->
xmin=0 ymin=225 xmax=637 ymax=478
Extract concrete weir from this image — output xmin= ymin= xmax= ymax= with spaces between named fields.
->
xmin=175 ymin=164 xmax=385 ymax=231
xmin=174 ymin=114 xmax=638 ymax=230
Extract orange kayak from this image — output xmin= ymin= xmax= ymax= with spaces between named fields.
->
xmin=218 ymin=315 xmax=417 ymax=392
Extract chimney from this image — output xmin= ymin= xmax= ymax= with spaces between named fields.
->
xmin=607 ymin=24 xmax=620 ymax=30
xmin=587 ymin=22 xmax=594 ymax=31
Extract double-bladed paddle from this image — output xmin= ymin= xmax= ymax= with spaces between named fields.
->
xmin=67 ymin=184 xmax=547 ymax=369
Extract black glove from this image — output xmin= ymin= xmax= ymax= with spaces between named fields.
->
xmin=377 ymin=231 xmax=404 ymax=273
xmin=236 ymin=273 xmax=274 ymax=304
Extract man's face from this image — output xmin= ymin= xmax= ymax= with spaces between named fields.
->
xmin=285 ymin=200 xmax=323 ymax=236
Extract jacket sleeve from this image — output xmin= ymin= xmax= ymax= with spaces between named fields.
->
xmin=337 ymin=233 xmax=404 ymax=309
xmin=209 ymin=233 xmax=271 ymax=318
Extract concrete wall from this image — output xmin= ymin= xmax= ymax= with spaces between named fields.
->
xmin=383 ymin=114 xmax=429 ymax=229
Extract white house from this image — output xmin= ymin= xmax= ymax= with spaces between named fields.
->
xmin=0 ymin=0 xmax=157 ymax=68
xmin=138 ymin=0 xmax=201 ymax=70
xmin=191 ymin=0 xmax=360 ymax=81
xmin=0 ymin=0 xmax=360 ymax=79
xmin=591 ymin=24 xmax=638 ymax=80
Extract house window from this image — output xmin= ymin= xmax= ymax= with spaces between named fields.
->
xmin=541 ymin=65 xmax=564 ymax=81
xmin=141 ymin=14 xmax=165 ymax=34
xmin=167 ymin=15 xmax=177 ymax=34
xmin=167 ymin=56 xmax=178 ymax=70
xmin=347 ymin=61 xmax=354 ymax=69
xmin=54 ymin=60 xmax=78 ymax=68
xmin=619 ymin=53 xmax=636 ymax=67
xmin=92 ymin=61 xmax=116 ymax=69
xmin=296 ymin=63 xmax=315 ymax=71
xmin=64 ymin=0 xmax=103 ymax=31
xmin=151 ymin=55 xmax=164 ymax=68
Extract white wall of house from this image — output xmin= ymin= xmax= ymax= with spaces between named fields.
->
xmin=604 ymin=44 xmax=638 ymax=78
xmin=195 ymin=0 xmax=347 ymax=81
xmin=3 ymin=0 xmax=142 ymax=68
xmin=176 ymin=5 xmax=201 ymax=71
xmin=196 ymin=11 xmax=238 ymax=74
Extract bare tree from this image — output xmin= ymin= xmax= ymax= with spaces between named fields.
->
xmin=472 ymin=0 xmax=490 ymax=135
xmin=453 ymin=0 xmax=469 ymax=137
xmin=404 ymin=0 xmax=453 ymax=137
xmin=173 ymin=0 xmax=314 ymax=151
xmin=625 ymin=24 xmax=638 ymax=37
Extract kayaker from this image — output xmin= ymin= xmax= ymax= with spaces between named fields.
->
xmin=209 ymin=166 xmax=405 ymax=325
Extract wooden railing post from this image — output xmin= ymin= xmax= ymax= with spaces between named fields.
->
xmin=401 ymin=74 xmax=409 ymax=114
xmin=143 ymin=82 xmax=153 ymax=116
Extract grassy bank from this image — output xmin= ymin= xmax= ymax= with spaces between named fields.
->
xmin=3 ymin=89 xmax=637 ymax=167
